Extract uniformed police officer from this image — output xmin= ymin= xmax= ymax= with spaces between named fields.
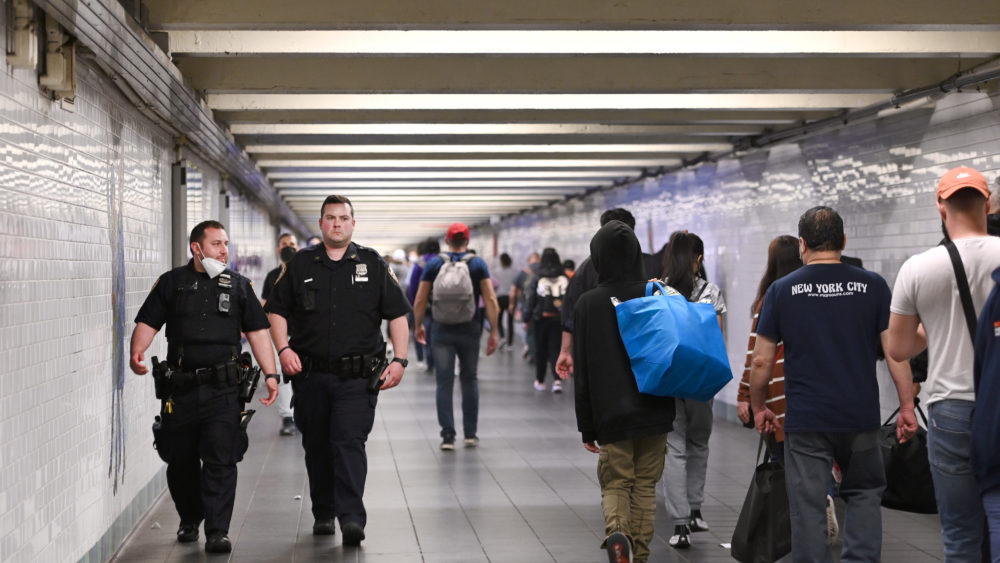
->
xmin=266 ymin=195 xmax=411 ymax=547
xmin=129 ymin=220 xmax=279 ymax=554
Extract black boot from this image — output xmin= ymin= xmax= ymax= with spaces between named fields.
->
xmin=205 ymin=530 xmax=232 ymax=553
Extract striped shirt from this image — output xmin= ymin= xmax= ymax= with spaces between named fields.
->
xmin=737 ymin=304 xmax=787 ymax=442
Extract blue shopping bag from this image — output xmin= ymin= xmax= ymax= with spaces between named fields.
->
xmin=614 ymin=281 xmax=732 ymax=401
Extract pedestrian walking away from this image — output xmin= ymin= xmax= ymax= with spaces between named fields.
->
xmin=751 ymin=206 xmax=917 ymax=562
xmin=413 ymin=222 xmax=500 ymax=451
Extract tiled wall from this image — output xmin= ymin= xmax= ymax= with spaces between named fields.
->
xmin=0 ymin=12 xmax=279 ymax=562
xmin=484 ymin=90 xmax=1000 ymax=419
xmin=0 ymin=49 xmax=170 ymax=562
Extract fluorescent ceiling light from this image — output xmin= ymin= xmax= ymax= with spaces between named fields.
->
xmin=208 ymin=93 xmax=888 ymax=111
xmin=284 ymin=195 xmax=561 ymax=202
xmin=278 ymin=187 xmax=586 ymax=195
xmin=256 ymin=158 xmax=679 ymax=168
xmin=232 ymin=123 xmax=760 ymax=136
xmin=169 ymin=30 xmax=1000 ymax=55
xmin=266 ymin=170 xmax=637 ymax=179
xmin=247 ymin=143 xmax=731 ymax=154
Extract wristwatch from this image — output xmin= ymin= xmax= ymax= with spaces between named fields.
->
xmin=390 ymin=357 xmax=408 ymax=368
xmin=264 ymin=373 xmax=280 ymax=382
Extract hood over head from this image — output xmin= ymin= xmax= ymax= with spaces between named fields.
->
xmin=538 ymin=247 xmax=563 ymax=277
xmin=590 ymin=220 xmax=646 ymax=284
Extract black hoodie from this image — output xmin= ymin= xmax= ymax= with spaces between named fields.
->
xmin=573 ymin=221 xmax=675 ymax=444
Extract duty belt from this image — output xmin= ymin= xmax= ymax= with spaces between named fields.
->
xmin=152 ymin=358 xmax=242 ymax=398
xmin=301 ymin=353 xmax=379 ymax=378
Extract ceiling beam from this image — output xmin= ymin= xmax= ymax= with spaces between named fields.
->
xmin=230 ymin=123 xmax=762 ymax=136
xmin=178 ymin=56 xmax=984 ymax=93
xmin=146 ymin=0 xmax=1000 ymax=30
xmin=167 ymin=30 xmax=1000 ymax=55
xmin=266 ymin=170 xmax=638 ymax=179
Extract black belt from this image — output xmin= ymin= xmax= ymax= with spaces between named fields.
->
xmin=301 ymin=353 xmax=379 ymax=378
xmin=172 ymin=361 xmax=241 ymax=389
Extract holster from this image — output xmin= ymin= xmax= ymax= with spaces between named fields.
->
xmin=367 ymin=356 xmax=390 ymax=395
xmin=151 ymin=415 xmax=169 ymax=463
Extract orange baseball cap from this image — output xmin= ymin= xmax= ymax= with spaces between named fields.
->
xmin=938 ymin=167 xmax=990 ymax=200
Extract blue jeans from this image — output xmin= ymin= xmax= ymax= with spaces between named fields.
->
xmin=983 ymin=488 xmax=1000 ymax=563
xmin=784 ymin=430 xmax=885 ymax=563
xmin=928 ymin=399 xmax=987 ymax=562
xmin=431 ymin=320 xmax=481 ymax=439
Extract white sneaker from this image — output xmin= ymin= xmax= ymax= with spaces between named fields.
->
xmin=533 ymin=381 xmax=545 ymax=391
xmin=551 ymin=380 xmax=563 ymax=393
xmin=826 ymin=494 xmax=839 ymax=544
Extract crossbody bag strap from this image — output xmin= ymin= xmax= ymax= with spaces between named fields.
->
xmin=944 ymin=240 xmax=979 ymax=342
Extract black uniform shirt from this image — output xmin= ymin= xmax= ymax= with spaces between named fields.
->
xmin=262 ymin=265 xmax=283 ymax=302
xmin=135 ymin=260 xmax=269 ymax=369
xmin=265 ymin=242 xmax=411 ymax=359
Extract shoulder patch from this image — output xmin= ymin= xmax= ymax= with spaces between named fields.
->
xmin=387 ymin=267 xmax=400 ymax=286
xmin=150 ymin=277 xmax=160 ymax=292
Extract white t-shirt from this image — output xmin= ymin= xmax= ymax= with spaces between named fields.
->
xmin=891 ymin=236 xmax=1000 ymax=404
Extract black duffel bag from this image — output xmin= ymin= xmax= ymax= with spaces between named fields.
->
xmin=879 ymin=403 xmax=937 ymax=514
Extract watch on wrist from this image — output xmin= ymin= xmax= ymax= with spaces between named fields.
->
xmin=391 ymin=357 xmax=408 ymax=368
xmin=265 ymin=373 xmax=280 ymax=382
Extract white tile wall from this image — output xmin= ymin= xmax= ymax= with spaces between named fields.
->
xmin=0 ymin=10 xmax=283 ymax=562
xmin=0 ymin=54 xmax=170 ymax=562
xmin=483 ymin=90 xmax=1000 ymax=420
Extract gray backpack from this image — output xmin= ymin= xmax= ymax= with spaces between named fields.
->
xmin=431 ymin=253 xmax=476 ymax=324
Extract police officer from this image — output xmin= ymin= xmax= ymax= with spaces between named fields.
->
xmin=129 ymin=220 xmax=279 ymax=554
xmin=266 ymin=195 xmax=411 ymax=547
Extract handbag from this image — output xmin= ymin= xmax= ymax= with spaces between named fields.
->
xmin=731 ymin=435 xmax=792 ymax=563
xmin=879 ymin=403 xmax=937 ymax=513
xmin=614 ymin=281 xmax=731 ymax=401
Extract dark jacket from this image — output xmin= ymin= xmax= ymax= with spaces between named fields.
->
xmin=973 ymin=266 xmax=1000 ymax=493
xmin=573 ymin=221 xmax=675 ymax=445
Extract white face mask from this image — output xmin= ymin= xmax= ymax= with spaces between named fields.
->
xmin=196 ymin=244 xmax=227 ymax=279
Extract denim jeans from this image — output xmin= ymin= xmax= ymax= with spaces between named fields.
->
xmin=784 ymin=430 xmax=885 ymax=563
xmin=983 ymin=488 xmax=1000 ymax=563
xmin=431 ymin=320 xmax=481 ymax=439
xmin=928 ymin=399 xmax=987 ymax=562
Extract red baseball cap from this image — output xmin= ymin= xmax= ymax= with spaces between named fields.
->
xmin=446 ymin=222 xmax=470 ymax=240
xmin=938 ymin=167 xmax=990 ymax=200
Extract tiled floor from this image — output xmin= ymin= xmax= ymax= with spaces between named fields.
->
xmin=112 ymin=347 xmax=944 ymax=562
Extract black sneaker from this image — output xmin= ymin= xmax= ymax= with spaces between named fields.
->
xmin=668 ymin=524 xmax=691 ymax=548
xmin=204 ymin=530 xmax=232 ymax=553
xmin=176 ymin=523 xmax=199 ymax=543
xmin=605 ymin=531 xmax=631 ymax=563
xmin=279 ymin=417 xmax=297 ymax=436
xmin=313 ymin=518 xmax=336 ymax=535
xmin=689 ymin=509 xmax=710 ymax=532
xmin=440 ymin=436 xmax=456 ymax=451
xmin=341 ymin=522 xmax=365 ymax=547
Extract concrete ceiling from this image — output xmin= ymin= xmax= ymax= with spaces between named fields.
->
xmin=144 ymin=0 xmax=1000 ymax=252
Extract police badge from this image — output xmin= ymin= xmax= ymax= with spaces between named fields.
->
xmin=354 ymin=263 xmax=369 ymax=282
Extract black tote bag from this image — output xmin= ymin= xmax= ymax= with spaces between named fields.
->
xmin=879 ymin=403 xmax=937 ymax=514
xmin=731 ymin=435 xmax=792 ymax=563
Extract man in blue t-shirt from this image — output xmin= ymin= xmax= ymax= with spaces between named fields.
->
xmin=749 ymin=206 xmax=917 ymax=561
xmin=413 ymin=223 xmax=500 ymax=450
